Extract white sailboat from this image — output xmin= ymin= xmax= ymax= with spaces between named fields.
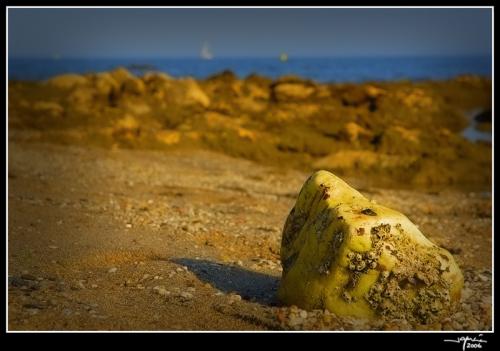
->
xmin=200 ymin=41 xmax=214 ymax=60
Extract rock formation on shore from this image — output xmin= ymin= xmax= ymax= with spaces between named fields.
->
xmin=8 ymin=68 xmax=492 ymax=190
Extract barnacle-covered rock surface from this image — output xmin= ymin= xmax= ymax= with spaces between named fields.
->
xmin=278 ymin=170 xmax=463 ymax=324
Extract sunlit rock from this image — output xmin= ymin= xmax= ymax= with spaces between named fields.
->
xmin=46 ymin=74 xmax=88 ymax=90
xmin=272 ymin=82 xmax=316 ymax=102
xmin=278 ymin=170 xmax=463 ymax=324
xmin=32 ymin=101 xmax=64 ymax=118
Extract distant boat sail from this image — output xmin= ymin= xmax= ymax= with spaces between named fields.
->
xmin=280 ymin=53 xmax=288 ymax=62
xmin=201 ymin=42 xmax=214 ymax=60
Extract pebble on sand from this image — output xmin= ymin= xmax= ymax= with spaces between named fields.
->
xmin=153 ymin=286 xmax=170 ymax=296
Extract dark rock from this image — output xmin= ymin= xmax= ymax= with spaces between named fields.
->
xmin=474 ymin=110 xmax=492 ymax=123
xmin=206 ymin=70 xmax=238 ymax=83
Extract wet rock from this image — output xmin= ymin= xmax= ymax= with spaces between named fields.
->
xmin=278 ymin=170 xmax=463 ymax=324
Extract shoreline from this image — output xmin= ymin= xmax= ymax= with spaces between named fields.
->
xmin=8 ymin=55 xmax=492 ymax=83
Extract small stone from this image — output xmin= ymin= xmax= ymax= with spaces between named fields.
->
xmin=153 ymin=286 xmax=170 ymax=296
xmin=108 ymin=267 xmax=118 ymax=274
xmin=48 ymin=245 xmax=58 ymax=249
xmin=91 ymin=284 xmax=98 ymax=289
xmin=20 ymin=274 xmax=37 ymax=281
xmin=125 ymin=223 xmax=132 ymax=228
xmin=288 ymin=316 xmax=303 ymax=327
xmin=228 ymin=294 xmax=242 ymax=304
xmin=477 ymin=274 xmax=489 ymax=282
xmin=180 ymin=292 xmax=193 ymax=299
xmin=26 ymin=308 xmax=39 ymax=315
xmin=461 ymin=287 xmax=473 ymax=301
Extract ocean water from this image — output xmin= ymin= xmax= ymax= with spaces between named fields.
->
xmin=8 ymin=56 xmax=491 ymax=83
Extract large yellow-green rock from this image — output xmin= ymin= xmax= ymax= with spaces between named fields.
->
xmin=278 ymin=170 xmax=463 ymax=324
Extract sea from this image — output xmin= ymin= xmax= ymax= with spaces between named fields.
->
xmin=8 ymin=56 xmax=492 ymax=83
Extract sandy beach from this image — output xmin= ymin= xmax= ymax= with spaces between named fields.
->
xmin=7 ymin=69 xmax=492 ymax=330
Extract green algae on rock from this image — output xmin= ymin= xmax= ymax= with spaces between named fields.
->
xmin=278 ymin=170 xmax=463 ymax=324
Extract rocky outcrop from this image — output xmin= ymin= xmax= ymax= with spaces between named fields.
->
xmin=278 ymin=170 xmax=463 ymax=324
xmin=271 ymin=77 xmax=317 ymax=102
xmin=46 ymin=74 xmax=88 ymax=89
xmin=9 ymin=69 xmax=492 ymax=190
xmin=179 ymin=78 xmax=211 ymax=108
xmin=32 ymin=101 xmax=64 ymax=118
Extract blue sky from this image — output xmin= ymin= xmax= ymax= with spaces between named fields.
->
xmin=8 ymin=7 xmax=493 ymax=58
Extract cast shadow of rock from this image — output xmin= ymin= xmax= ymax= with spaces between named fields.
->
xmin=172 ymin=258 xmax=280 ymax=306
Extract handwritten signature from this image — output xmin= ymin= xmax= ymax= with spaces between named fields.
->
xmin=444 ymin=335 xmax=487 ymax=350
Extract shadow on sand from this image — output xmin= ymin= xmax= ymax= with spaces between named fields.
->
xmin=172 ymin=258 xmax=280 ymax=306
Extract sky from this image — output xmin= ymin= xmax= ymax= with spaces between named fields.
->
xmin=8 ymin=7 xmax=493 ymax=58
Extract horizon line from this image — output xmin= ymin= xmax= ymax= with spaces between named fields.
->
xmin=9 ymin=54 xmax=493 ymax=60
